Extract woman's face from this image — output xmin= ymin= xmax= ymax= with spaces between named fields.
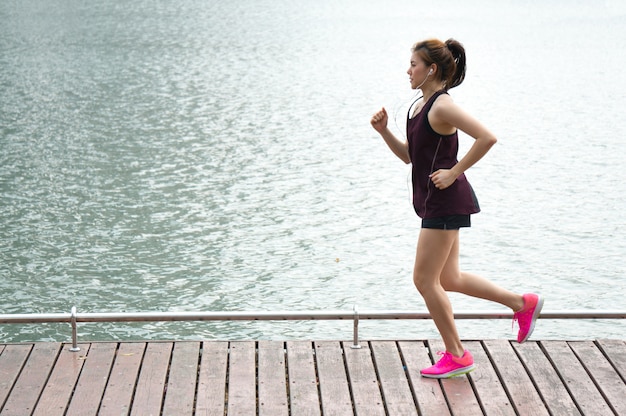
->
xmin=407 ymin=52 xmax=430 ymax=90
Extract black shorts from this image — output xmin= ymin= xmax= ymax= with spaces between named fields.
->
xmin=421 ymin=214 xmax=471 ymax=230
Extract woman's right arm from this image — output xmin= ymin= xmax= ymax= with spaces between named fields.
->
xmin=370 ymin=107 xmax=411 ymax=164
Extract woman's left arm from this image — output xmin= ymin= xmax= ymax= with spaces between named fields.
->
xmin=429 ymin=97 xmax=497 ymax=190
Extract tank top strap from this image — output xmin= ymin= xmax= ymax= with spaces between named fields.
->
xmin=422 ymin=90 xmax=448 ymax=115
xmin=406 ymin=95 xmax=423 ymax=123
xmin=406 ymin=90 xmax=447 ymax=122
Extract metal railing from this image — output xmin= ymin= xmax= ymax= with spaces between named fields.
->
xmin=1 ymin=306 xmax=625 ymax=352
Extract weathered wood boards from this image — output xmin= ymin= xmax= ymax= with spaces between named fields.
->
xmin=0 ymin=339 xmax=623 ymax=415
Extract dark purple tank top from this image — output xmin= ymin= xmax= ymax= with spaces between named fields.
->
xmin=406 ymin=91 xmax=480 ymax=219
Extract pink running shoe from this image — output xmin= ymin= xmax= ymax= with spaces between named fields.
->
xmin=420 ymin=350 xmax=475 ymax=379
xmin=513 ymin=293 xmax=544 ymax=343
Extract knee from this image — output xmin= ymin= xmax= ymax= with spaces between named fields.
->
xmin=413 ymin=272 xmax=437 ymax=296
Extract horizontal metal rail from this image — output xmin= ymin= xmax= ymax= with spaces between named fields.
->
xmin=2 ymin=310 xmax=626 ymax=323
xmin=1 ymin=307 xmax=625 ymax=352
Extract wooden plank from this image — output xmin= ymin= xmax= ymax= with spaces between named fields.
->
xmin=541 ymin=341 xmax=612 ymax=416
xmin=226 ymin=341 xmax=257 ymax=416
xmin=314 ymin=341 xmax=353 ymax=416
xmin=99 ymin=342 xmax=146 ymax=416
xmin=397 ymin=341 xmax=451 ymax=415
xmin=0 ymin=338 xmax=623 ymax=416
xmin=32 ymin=343 xmax=91 ymax=416
xmin=0 ymin=344 xmax=32 ymax=412
xmin=131 ymin=342 xmax=173 ymax=416
xmin=570 ymin=341 xmax=626 ymax=415
xmin=597 ymin=339 xmax=626 ymax=381
xmin=370 ymin=341 xmax=417 ymax=415
xmin=285 ymin=341 xmax=320 ymax=416
xmin=464 ymin=341 xmax=515 ymax=416
xmin=258 ymin=341 xmax=288 ymax=416
xmin=1 ymin=342 xmax=61 ymax=416
xmin=483 ymin=339 xmax=549 ymax=416
xmin=65 ymin=342 xmax=117 ymax=416
xmin=513 ymin=341 xmax=581 ymax=415
xmin=162 ymin=342 xmax=200 ymax=415
xmin=428 ymin=339 xmax=482 ymax=416
xmin=343 ymin=341 xmax=385 ymax=416
xmin=196 ymin=341 xmax=228 ymax=416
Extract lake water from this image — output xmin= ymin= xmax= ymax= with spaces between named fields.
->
xmin=1 ymin=0 xmax=625 ymax=343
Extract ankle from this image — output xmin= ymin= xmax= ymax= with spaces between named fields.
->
xmin=512 ymin=295 xmax=525 ymax=312
xmin=449 ymin=348 xmax=465 ymax=358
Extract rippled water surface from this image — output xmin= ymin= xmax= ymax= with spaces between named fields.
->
xmin=1 ymin=0 xmax=625 ymax=342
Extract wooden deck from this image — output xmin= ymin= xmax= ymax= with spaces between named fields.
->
xmin=0 ymin=339 xmax=624 ymax=415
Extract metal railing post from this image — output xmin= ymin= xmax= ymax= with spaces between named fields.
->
xmin=69 ymin=306 xmax=80 ymax=352
xmin=351 ymin=304 xmax=361 ymax=349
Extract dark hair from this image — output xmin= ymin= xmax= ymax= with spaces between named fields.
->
xmin=412 ymin=38 xmax=466 ymax=90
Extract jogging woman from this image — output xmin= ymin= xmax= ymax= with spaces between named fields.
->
xmin=370 ymin=38 xmax=543 ymax=378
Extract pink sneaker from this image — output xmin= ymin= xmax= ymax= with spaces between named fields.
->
xmin=420 ymin=350 xmax=475 ymax=378
xmin=513 ymin=293 xmax=544 ymax=343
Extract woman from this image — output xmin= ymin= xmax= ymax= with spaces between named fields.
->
xmin=370 ymin=38 xmax=543 ymax=378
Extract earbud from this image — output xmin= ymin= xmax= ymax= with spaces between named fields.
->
xmin=416 ymin=68 xmax=435 ymax=90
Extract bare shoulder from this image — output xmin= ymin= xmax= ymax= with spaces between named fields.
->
xmin=430 ymin=93 xmax=495 ymax=140
xmin=430 ymin=93 xmax=459 ymax=115
xmin=428 ymin=93 xmax=461 ymax=134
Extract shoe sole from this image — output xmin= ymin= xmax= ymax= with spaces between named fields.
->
xmin=519 ymin=295 xmax=544 ymax=343
xmin=421 ymin=364 xmax=476 ymax=379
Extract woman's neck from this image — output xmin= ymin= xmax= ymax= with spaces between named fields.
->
xmin=421 ymin=83 xmax=446 ymax=102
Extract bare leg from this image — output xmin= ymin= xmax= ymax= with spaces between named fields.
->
xmin=439 ymin=235 xmax=524 ymax=311
xmin=413 ymin=229 xmax=465 ymax=358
